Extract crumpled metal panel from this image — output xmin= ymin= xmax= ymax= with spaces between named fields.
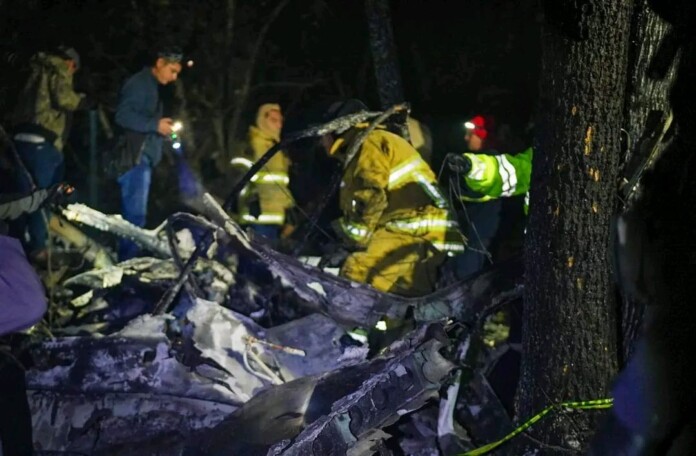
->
xmin=266 ymin=334 xmax=455 ymax=455
xmin=30 ymin=390 xmax=234 ymax=455
xmin=27 ymin=298 xmax=369 ymax=453
xmin=27 ymin=312 xmax=249 ymax=399
xmin=182 ymin=325 xmax=447 ymax=455
xmin=266 ymin=313 xmax=369 ymax=380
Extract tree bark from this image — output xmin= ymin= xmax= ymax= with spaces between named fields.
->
xmin=618 ymin=0 xmax=675 ymax=363
xmin=518 ymin=1 xmax=633 ymax=452
xmin=364 ymin=0 xmax=405 ymax=109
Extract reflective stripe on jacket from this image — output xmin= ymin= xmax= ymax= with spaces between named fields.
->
xmin=234 ymin=126 xmax=293 ymax=225
xmin=461 ymin=147 xmax=533 ymax=213
xmin=332 ymin=128 xmax=465 ymax=256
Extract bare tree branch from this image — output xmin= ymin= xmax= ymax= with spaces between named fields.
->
xmin=225 ymin=0 xmax=293 ymax=162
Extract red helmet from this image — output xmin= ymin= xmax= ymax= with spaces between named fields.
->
xmin=464 ymin=115 xmax=489 ymax=140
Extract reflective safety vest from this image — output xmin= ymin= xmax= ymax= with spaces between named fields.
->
xmin=460 ymin=147 xmax=533 ymax=214
xmin=332 ymin=128 xmax=466 ymax=256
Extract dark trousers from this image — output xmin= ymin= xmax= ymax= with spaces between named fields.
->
xmin=14 ymin=140 xmax=64 ymax=254
xmin=452 ymin=200 xmax=502 ymax=279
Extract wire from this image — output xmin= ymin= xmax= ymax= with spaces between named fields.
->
xmin=460 ymin=398 xmax=613 ymax=456
xmin=437 ymin=156 xmax=491 ymax=260
xmin=243 ymin=342 xmax=284 ymax=384
xmin=271 ymin=180 xmax=337 ymax=243
xmin=448 ymin=172 xmax=493 ymax=261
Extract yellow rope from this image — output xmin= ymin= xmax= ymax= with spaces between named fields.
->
xmin=460 ymin=398 xmax=613 ymax=456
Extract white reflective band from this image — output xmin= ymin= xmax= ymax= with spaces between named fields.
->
xmin=496 ymin=155 xmax=518 ymax=196
xmin=230 ymin=157 xmax=254 ymax=168
xmin=388 ymin=157 xmax=447 ymax=208
xmin=242 ymin=214 xmax=285 ymax=224
xmin=468 ymin=155 xmax=488 ymax=180
xmin=524 ymin=192 xmax=530 ymax=206
xmin=431 ymin=242 xmax=466 ymax=253
xmin=250 ymin=173 xmax=289 ymax=184
xmin=415 ymin=173 xmax=448 ymax=208
xmin=347 ymin=225 xmax=368 ymax=238
xmin=388 ymin=159 xmax=420 ymax=187
xmin=340 ymin=219 xmax=369 ymax=240
xmin=387 ymin=218 xmax=459 ymax=231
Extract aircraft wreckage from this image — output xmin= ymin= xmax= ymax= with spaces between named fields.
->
xmin=22 ymin=108 xmax=525 ymax=455
xmin=22 ymin=193 xmax=522 ymax=456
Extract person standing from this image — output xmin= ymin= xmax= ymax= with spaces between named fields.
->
xmin=232 ymin=103 xmax=294 ymax=240
xmin=113 ymin=47 xmax=182 ymax=260
xmin=11 ymin=45 xmax=89 ymax=261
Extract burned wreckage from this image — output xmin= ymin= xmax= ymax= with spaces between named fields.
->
xmin=23 ymin=108 xmax=524 ymax=455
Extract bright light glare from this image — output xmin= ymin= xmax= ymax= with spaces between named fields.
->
xmin=464 ymin=121 xmax=475 ymax=130
xmin=375 ymin=320 xmax=387 ymax=331
xmin=172 ymin=121 xmax=183 ymax=132
xmin=186 ymin=60 xmax=194 ymax=68
xmin=173 ymin=142 xmax=181 ymax=150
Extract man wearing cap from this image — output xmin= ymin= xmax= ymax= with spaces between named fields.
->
xmin=113 ymin=47 xmax=182 ymax=260
xmin=11 ymin=45 xmax=90 ymax=262
xmin=285 ymin=100 xmax=465 ymax=296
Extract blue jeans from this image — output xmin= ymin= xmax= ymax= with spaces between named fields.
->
xmin=117 ymin=160 xmax=152 ymax=260
xmin=14 ymin=140 xmax=64 ymax=254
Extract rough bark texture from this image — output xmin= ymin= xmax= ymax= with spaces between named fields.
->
xmin=518 ymin=1 xmax=633 ymax=452
xmin=364 ymin=0 xmax=405 ymax=109
xmin=619 ymin=0 xmax=675 ymax=363
xmin=623 ymin=0 xmax=675 ymax=157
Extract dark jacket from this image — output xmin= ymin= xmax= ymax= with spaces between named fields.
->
xmin=114 ymin=67 xmax=164 ymax=167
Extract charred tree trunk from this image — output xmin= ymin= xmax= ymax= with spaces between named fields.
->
xmin=619 ymin=0 xmax=675 ymax=363
xmin=517 ymin=1 xmax=633 ymax=452
xmin=364 ymin=0 xmax=405 ymax=109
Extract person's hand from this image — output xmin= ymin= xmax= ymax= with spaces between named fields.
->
xmin=318 ymin=245 xmax=352 ymax=268
xmin=158 ymin=118 xmax=174 ymax=136
xmin=445 ymin=153 xmax=472 ymax=174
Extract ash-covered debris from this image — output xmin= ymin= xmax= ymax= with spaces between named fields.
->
xmin=21 ymin=196 xmax=523 ymax=455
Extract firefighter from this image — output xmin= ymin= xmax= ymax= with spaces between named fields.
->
xmin=288 ymin=100 xmax=465 ymax=296
xmin=232 ymin=104 xmax=294 ymax=240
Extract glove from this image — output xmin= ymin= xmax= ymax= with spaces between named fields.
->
xmin=445 ymin=153 xmax=472 ymax=174
xmin=318 ymin=245 xmax=352 ymax=269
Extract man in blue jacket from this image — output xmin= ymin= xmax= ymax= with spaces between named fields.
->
xmin=114 ymin=47 xmax=182 ymax=260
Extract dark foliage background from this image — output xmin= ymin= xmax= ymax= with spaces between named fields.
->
xmin=0 ymin=0 xmax=542 ymax=224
